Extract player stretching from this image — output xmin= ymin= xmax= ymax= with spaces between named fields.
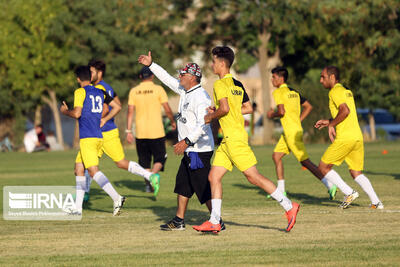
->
xmin=81 ymin=60 xmax=160 ymax=199
xmin=193 ymin=46 xmax=300 ymax=233
xmin=267 ymin=67 xmax=338 ymax=199
xmin=60 ymin=66 xmax=125 ymax=215
xmin=315 ymin=66 xmax=383 ymax=209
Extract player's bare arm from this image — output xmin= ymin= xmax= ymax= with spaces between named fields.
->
xmin=138 ymin=51 xmax=152 ymax=66
xmin=162 ymin=102 xmax=177 ymax=130
xmin=126 ymin=105 xmax=135 ymax=143
xmin=101 ymin=99 xmax=121 ymax=128
xmin=300 ymin=101 xmax=313 ymax=121
xmin=241 ymin=101 xmax=253 ymax=115
xmin=204 ymin=97 xmax=229 ymax=124
xmin=60 ymin=101 xmax=82 ymax=119
xmin=267 ymin=104 xmax=285 ymax=119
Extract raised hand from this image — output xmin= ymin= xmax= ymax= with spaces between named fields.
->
xmin=138 ymin=51 xmax=152 ymax=66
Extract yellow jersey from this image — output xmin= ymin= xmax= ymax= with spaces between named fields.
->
xmin=128 ymin=81 xmax=168 ymax=139
xmin=213 ymin=74 xmax=249 ymax=140
xmin=272 ymin=83 xmax=305 ymax=135
xmin=329 ymin=83 xmax=363 ymax=141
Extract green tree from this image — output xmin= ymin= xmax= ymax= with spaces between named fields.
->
xmin=0 ymin=0 xmax=71 ymax=147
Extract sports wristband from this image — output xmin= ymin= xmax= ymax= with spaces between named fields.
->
xmin=125 ymin=129 xmax=132 ymax=133
xmin=184 ymin=137 xmax=194 ymax=146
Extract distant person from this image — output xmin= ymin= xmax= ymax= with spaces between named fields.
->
xmin=0 ymin=134 xmax=12 ymax=152
xmin=60 ymin=65 xmax=125 ymax=216
xmin=315 ymin=66 xmax=383 ymax=209
xmin=267 ymin=66 xmax=338 ymax=199
xmin=193 ymin=46 xmax=300 ymax=233
xmin=46 ymin=131 xmax=63 ymax=151
xmin=23 ymin=125 xmax=48 ymax=153
xmin=126 ymin=66 xmax=176 ymax=193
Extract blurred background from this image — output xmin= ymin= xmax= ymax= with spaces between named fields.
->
xmin=0 ymin=0 xmax=399 ymax=152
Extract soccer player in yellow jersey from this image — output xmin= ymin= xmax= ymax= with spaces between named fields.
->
xmin=315 ymin=66 xmax=383 ymax=209
xmin=267 ymin=67 xmax=338 ymax=200
xmin=193 ymin=46 xmax=300 ymax=233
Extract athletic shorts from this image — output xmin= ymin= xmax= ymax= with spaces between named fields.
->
xmin=135 ymin=137 xmax=167 ymax=170
xmin=321 ymin=139 xmax=364 ymax=171
xmin=75 ymin=138 xmax=103 ymax=168
xmin=175 ymin=151 xmax=213 ymax=204
xmin=212 ymin=137 xmax=257 ymax=172
xmin=98 ymin=128 xmax=125 ymax=162
xmin=274 ymin=132 xmax=309 ymax=162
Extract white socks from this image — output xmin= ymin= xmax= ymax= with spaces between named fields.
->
xmin=209 ymin=199 xmax=222 ymax=224
xmin=321 ymin=177 xmax=333 ymax=190
xmin=277 ymin=180 xmax=285 ymax=193
xmin=84 ymin=170 xmax=92 ymax=193
xmin=93 ymin=171 xmax=120 ymax=202
xmin=324 ymin=170 xmax=353 ymax=195
xmin=271 ymin=188 xmax=293 ymax=211
xmin=128 ymin=161 xmax=152 ymax=181
xmin=354 ymin=174 xmax=381 ymax=204
xmin=75 ymin=176 xmax=86 ymax=212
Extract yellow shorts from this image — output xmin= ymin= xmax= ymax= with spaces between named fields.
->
xmin=321 ymin=139 xmax=364 ymax=171
xmin=75 ymin=138 xmax=103 ymax=168
xmin=212 ymin=137 xmax=257 ymax=172
xmin=98 ymin=128 xmax=125 ymax=162
xmin=274 ymin=132 xmax=309 ymax=162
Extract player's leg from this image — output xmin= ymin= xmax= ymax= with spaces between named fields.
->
xmin=272 ymin=152 xmax=286 ymax=193
xmin=272 ymin=135 xmax=290 ymax=195
xmin=70 ymin=156 xmax=86 ymax=214
xmin=242 ymin=165 xmax=299 ymax=232
xmin=346 ymin=141 xmax=383 ymax=209
xmin=136 ymin=138 xmax=154 ymax=192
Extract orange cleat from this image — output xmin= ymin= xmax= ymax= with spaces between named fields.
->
xmin=192 ymin=221 xmax=221 ymax=233
xmin=285 ymin=202 xmax=300 ymax=232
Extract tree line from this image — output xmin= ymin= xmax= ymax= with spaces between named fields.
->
xmin=0 ymin=0 xmax=399 ymax=147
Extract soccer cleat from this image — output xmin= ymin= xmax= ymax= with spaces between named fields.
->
xmin=339 ymin=191 xmax=359 ymax=209
xmin=149 ymin=173 xmax=160 ymax=197
xmin=113 ymin=196 xmax=126 ymax=216
xmin=83 ymin=192 xmax=90 ymax=203
xmin=160 ymin=218 xmax=185 ymax=231
xmin=285 ymin=202 xmax=300 ymax=232
xmin=63 ymin=206 xmax=82 ymax=216
xmin=192 ymin=221 xmax=221 ymax=233
xmin=370 ymin=202 xmax=384 ymax=210
xmin=328 ymin=185 xmax=338 ymax=200
xmin=220 ymin=218 xmax=226 ymax=231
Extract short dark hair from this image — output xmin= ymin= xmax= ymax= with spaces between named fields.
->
xmin=325 ymin=66 xmax=340 ymax=81
xmin=212 ymin=46 xmax=235 ymax=67
xmin=271 ymin=67 xmax=289 ymax=82
xmin=75 ymin=65 xmax=92 ymax=82
xmin=88 ymin=59 xmax=106 ymax=77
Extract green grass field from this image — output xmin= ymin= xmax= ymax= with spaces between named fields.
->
xmin=1 ymin=142 xmax=399 ymax=266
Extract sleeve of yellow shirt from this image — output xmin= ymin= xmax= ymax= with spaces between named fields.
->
xmin=214 ymin=80 xmax=229 ymax=101
xmin=159 ymin=86 xmax=168 ymax=103
xmin=331 ymin=89 xmax=347 ymax=108
xmin=273 ymin=89 xmax=283 ymax=105
xmin=128 ymin=88 xmax=135 ymax=106
xmin=73 ymin=88 xmax=86 ymax=108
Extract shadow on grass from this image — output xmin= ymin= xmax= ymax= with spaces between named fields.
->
xmin=364 ymin=170 xmax=400 ymax=180
xmin=113 ymin=179 xmax=148 ymax=192
xmin=232 ymin=183 xmax=348 ymax=207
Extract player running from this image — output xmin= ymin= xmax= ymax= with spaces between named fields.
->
xmin=267 ymin=67 xmax=338 ymax=199
xmin=315 ymin=66 xmax=383 ymax=209
xmin=193 ymin=46 xmax=300 ymax=233
xmin=81 ymin=60 xmax=160 ymax=199
xmin=60 ymin=65 xmax=125 ymax=216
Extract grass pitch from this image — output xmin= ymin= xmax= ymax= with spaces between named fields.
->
xmin=1 ymin=142 xmax=399 ymax=266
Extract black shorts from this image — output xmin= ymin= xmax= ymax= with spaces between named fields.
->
xmin=174 ymin=151 xmax=213 ymax=204
xmin=135 ymin=137 xmax=167 ymax=171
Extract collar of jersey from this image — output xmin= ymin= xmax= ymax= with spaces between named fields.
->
xmin=186 ymin=84 xmax=201 ymax=94
xmin=223 ymin=73 xmax=233 ymax=79
xmin=278 ymin=83 xmax=288 ymax=89
xmin=332 ymin=83 xmax=343 ymax=90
